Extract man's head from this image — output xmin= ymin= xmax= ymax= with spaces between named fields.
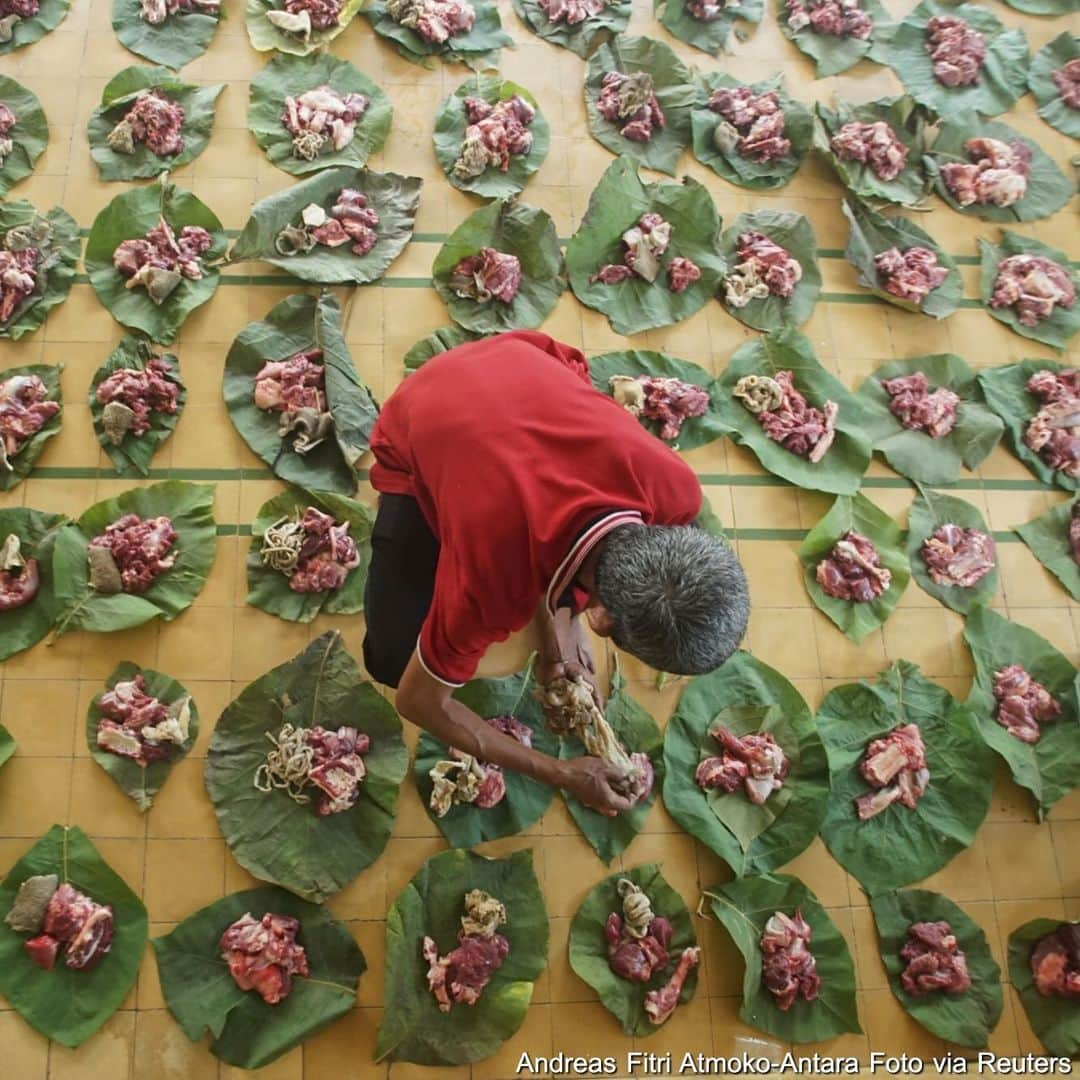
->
xmin=587 ymin=523 xmax=750 ymax=675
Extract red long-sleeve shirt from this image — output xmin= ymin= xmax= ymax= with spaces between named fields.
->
xmin=369 ymin=331 xmax=702 ymax=685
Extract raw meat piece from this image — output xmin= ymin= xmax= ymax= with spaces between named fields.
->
xmin=386 ymin=0 xmax=475 ymax=43
xmin=112 ymin=217 xmax=212 ymax=306
xmin=644 ymin=946 xmax=700 ymax=1024
xmin=106 ymin=90 xmax=186 ymax=158
xmin=4 ymin=873 xmax=58 ymax=932
xmin=761 ymin=910 xmax=820 ymax=1010
xmin=854 ymin=722 xmax=929 ymax=821
xmin=281 ymin=85 xmax=369 ymax=162
xmin=423 ymin=890 xmax=509 ymax=1012
xmin=448 ymin=248 xmax=522 ymax=304
xmin=0 ymin=372 xmax=58 ymax=472
xmin=925 ymin=15 xmax=986 ymax=88
xmin=0 ymin=235 xmax=41 ymax=325
xmin=900 ymin=921 xmax=972 ymax=997
xmin=723 ymin=230 xmax=802 ymax=308
xmin=1024 ymin=368 xmax=1080 ymax=480
xmin=707 ymin=86 xmax=791 ymax=164
xmin=830 ymin=120 xmax=909 ymax=182
xmin=592 ymin=212 xmax=673 ymax=286
xmin=1070 ymin=501 xmax=1080 ymax=567
xmin=0 ymin=102 xmax=15 ymax=168
xmin=1031 ymin=923 xmax=1080 ymax=999
xmin=25 ymin=882 xmax=115 ymax=972
xmin=666 ymin=256 xmax=701 ymax=294
xmin=453 ymin=95 xmax=535 ymax=179
xmin=1052 ymin=58 xmax=1080 ymax=110
xmin=939 ymin=137 xmax=1031 ymax=209
xmin=538 ymin=0 xmax=614 ymax=24
xmin=253 ymin=348 xmax=333 ymax=456
xmin=695 ymin=726 xmax=789 ymax=805
xmin=609 ymin=374 xmax=710 ymax=441
xmin=874 ymin=247 xmax=948 ymax=306
xmin=734 ymin=370 xmax=837 ymax=463
xmin=0 ymin=534 xmax=38 ymax=610
xmin=95 ymin=356 xmax=180 ymax=445
xmin=0 ymin=0 xmax=37 ymax=41
xmin=260 ymin=505 xmax=361 ymax=594
xmin=880 ymin=372 xmax=959 ymax=439
xmin=687 ymin=0 xmax=727 ymax=19
xmin=992 ymin=664 xmax=1061 ymax=744
xmin=596 ymin=70 xmax=665 ymax=143
xmin=139 ymin=0 xmax=220 ymax=25
xmin=284 ymin=0 xmax=342 ymax=31
xmin=606 ymin=879 xmax=673 ymax=983
xmin=785 ymin=0 xmax=872 ymax=40
xmin=309 ymin=189 xmax=380 ymax=256
xmin=920 ymin=524 xmax=996 ymax=588
xmin=989 ymin=255 xmax=1076 ymax=328
xmin=88 ymin=514 xmax=177 ymax=594
xmin=220 ymin=912 xmax=309 ymax=1004
xmin=816 ymin=530 xmax=892 ymax=605
xmin=96 ymin=674 xmax=191 ymax=767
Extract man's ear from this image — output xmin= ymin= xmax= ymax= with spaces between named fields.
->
xmin=584 ymin=603 xmax=615 ymax=638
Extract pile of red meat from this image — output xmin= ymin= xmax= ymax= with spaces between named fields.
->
xmin=95 ymin=674 xmax=190 ymax=767
xmin=277 ymin=507 xmax=361 ymax=593
xmin=900 ymin=921 xmax=972 ymax=997
xmin=107 ymin=90 xmax=186 ymax=158
xmin=695 ymin=726 xmax=789 ymax=805
xmin=0 ymin=101 xmax=15 ymax=168
xmin=723 ymin=231 xmax=802 ymax=308
xmin=281 ymin=86 xmax=369 ymax=162
xmin=386 ymin=0 xmax=475 ymax=43
xmin=95 ymin=356 xmax=180 ymax=445
xmin=0 ymin=0 xmax=40 ymax=37
xmin=429 ymin=714 xmax=534 ymax=816
xmin=855 ymin=723 xmax=930 ymax=821
xmin=816 ymin=531 xmax=892 ymax=604
xmin=992 ymin=664 xmax=1061 ymax=744
xmin=1052 ymin=58 xmax=1080 ymax=109
xmin=707 ymin=85 xmax=791 ymax=163
xmin=113 ymin=217 xmax=213 ymax=306
xmin=989 ymin=255 xmax=1076 ymax=328
xmin=1031 ymin=923 xmax=1080 ymax=999
xmin=7 ymin=879 xmax=115 ymax=972
xmin=830 ymin=120 xmax=909 ymax=182
xmin=0 ymin=243 xmax=41 ymax=325
xmin=304 ymin=725 xmax=371 ymax=815
xmin=940 ymin=137 xmax=1031 ymax=209
xmin=760 ymin=909 xmax=820 ymax=1011
xmin=592 ymin=213 xmax=699 ymax=294
xmin=281 ymin=0 xmax=342 ymax=30
xmin=220 ymin=912 xmax=309 ymax=1005
xmin=253 ymin=348 xmax=333 ymax=456
xmin=687 ymin=0 xmax=725 ymax=18
xmin=735 ymin=370 xmax=838 ymax=463
xmin=0 ymin=372 xmax=59 ymax=472
xmin=88 ymin=514 xmax=178 ymax=594
xmin=925 ymin=15 xmax=986 ymax=88
xmin=449 ymin=248 xmax=522 ymax=304
xmin=0 ymin=533 xmax=39 ymax=611
xmin=312 ymin=189 xmax=380 ymax=257
xmin=597 ymin=70 xmax=665 ymax=143
xmin=453 ymin=94 xmax=535 ymax=179
xmin=1024 ymin=368 xmax=1079 ymax=480
xmin=880 ymin=372 xmax=959 ymax=439
xmin=423 ymin=890 xmax=509 ymax=1013
xmin=785 ymin=0 xmax=873 ymax=40
xmin=874 ymin=247 xmax=948 ymax=307
xmin=608 ymin=374 xmax=710 ymax=441
xmin=139 ymin=0 xmax=221 ymax=24
xmin=920 ymin=524 xmax=996 ymax=589
xmin=537 ymin=0 xmax=611 ymax=24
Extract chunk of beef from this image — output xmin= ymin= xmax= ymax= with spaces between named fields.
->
xmin=855 ymin=723 xmax=929 ymax=821
xmin=96 ymin=674 xmax=190 ymax=767
xmin=268 ymin=506 xmax=362 ymax=595
xmin=880 ymin=372 xmax=960 ymax=439
xmin=785 ymin=0 xmax=872 ymax=39
xmin=26 ymin=883 xmax=115 ymax=972
xmin=644 ymin=947 xmax=701 ymax=1025
xmin=940 ymin=137 xmax=1031 ymax=209
xmin=428 ymin=715 xmax=533 ymax=817
xmin=920 ymin=524 xmax=996 ymax=588
xmin=592 ymin=212 xmax=672 ymax=286
xmin=95 ymin=356 xmax=180 ymax=444
xmin=285 ymin=0 xmax=342 ymax=31
xmin=760 ymin=910 xmax=820 ymax=1010
xmin=696 ymin=726 xmax=789 ymax=805
xmin=992 ymin=664 xmax=1061 ymax=745
xmin=817 ymin=530 xmax=892 ymax=605
xmin=304 ymin=724 xmax=370 ymax=815
xmin=925 ymin=15 xmax=986 ymax=88
xmin=1024 ymin=368 xmax=1080 ymax=480
xmin=423 ymin=890 xmax=509 ymax=1012
xmin=900 ymin=921 xmax=972 ymax=997
xmin=990 ymin=255 xmax=1076 ymax=328
xmin=1051 ymin=58 xmax=1080 ymax=110
xmin=1031 ymin=923 xmax=1080 ymax=999
xmin=449 ymin=248 xmax=521 ymax=304
xmin=113 ymin=217 xmax=212 ymax=305
xmin=606 ymin=911 xmax=673 ymax=983
xmin=281 ymin=85 xmax=368 ymax=162
xmin=386 ymin=0 xmax=475 ymax=43
xmin=874 ymin=247 xmax=949 ymax=306
xmin=0 ymin=373 xmax=59 ymax=470
xmin=707 ymin=86 xmax=792 ymax=164
xmin=0 ymin=241 xmax=40 ymax=326
xmin=666 ymin=256 xmax=701 ymax=294
xmin=453 ymin=94 xmax=535 ymax=179
xmin=537 ymin=0 xmax=614 ymax=24
xmin=139 ymin=0 xmax=220 ymax=24
xmin=830 ymin=120 xmax=909 ymax=181
xmin=724 ymin=230 xmax=802 ymax=308
xmin=220 ymin=912 xmax=310 ymax=1004
xmin=597 ymin=70 xmax=665 ymax=143
xmin=734 ymin=370 xmax=837 ymax=463
xmin=0 ymin=535 xmax=38 ymax=610
xmin=0 ymin=101 xmax=15 ymax=168
xmin=609 ymin=374 xmax=710 ymax=441
xmin=107 ymin=90 xmax=186 ymax=158
xmin=309 ymin=188 xmax=381 ymax=257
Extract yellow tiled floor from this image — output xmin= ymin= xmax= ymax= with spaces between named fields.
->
xmin=0 ymin=0 xmax=1078 ymax=1077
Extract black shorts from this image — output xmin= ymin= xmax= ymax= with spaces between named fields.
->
xmin=362 ymin=494 xmax=440 ymax=688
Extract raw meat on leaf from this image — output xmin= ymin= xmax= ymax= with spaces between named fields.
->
xmin=760 ymin=909 xmax=820 ymax=1010
xmin=260 ymin=505 xmax=360 ymax=594
xmin=1052 ymin=58 xmax=1080 ymax=109
xmin=252 ymin=347 xmax=333 ymax=457
xmin=608 ymin=374 xmax=709 ymax=441
xmin=106 ymin=90 xmax=186 ymax=157
xmin=0 ymin=372 xmax=58 ymax=471
xmin=1024 ymin=368 xmax=1079 ymax=480
xmin=112 ymin=217 xmax=213 ymax=306
xmin=900 ymin=921 xmax=972 ymax=997
xmin=816 ymin=530 xmax=892 ymax=603
xmin=597 ymin=71 xmax=664 ymax=143
xmin=920 ymin=524 xmax=995 ymax=589
xmin=95 ymin=674 xmax=191 ymax=767
xmin=219 ymin=911 xmax=309 ymax=1004
xmin=733 ymin=370 xmax=837 ymax=464
xmin=95 ymin=356 xmax=180 ymax=446
xmin=423 ymin=889 xmax=509 ymax=1012
xmin=940 ymin=137 xmax=1030 ymax=209
xmin=829 ymin=120 xmax=909 ymax=182
xmin=0 ymin=532 xmax=38 ymax=609
xmin=281 ymin=86 xmax=368 ymax=163
xmin=87 ymin=514 xmax=177 ymax=595
xmin=785 ymin=0 xmax=872 ymax=39
xmin=14 ymin=881 xmax=115 ymax=973
xmin=454 ymin=94 xmax=534 ymax=180
xmin=854 ymin=722 xmax=929 ymax=821
xmin=880 ymin=372 xmax=959 ymax=439
xmin=449 ymin=248 xmax=521 ymax=304
xmin=992 ymin=665 xmax=1061 ymax=745
xmin=1030 ymin=924 xmax=1080 ymax=999
xmin=990 ymin=255 xmax=1075 ymax=329
xmin=874 ymin=247 xmax=947 ymax=307
xmin=925 ymin=15 xmax=986 ymax=88
xmin=723 ymin=231 xmax=802 ymax=308
xmin=708 ymin=85 xmax=791 ymax=163
xmin=386 ymin=0 xmax=475 ymax=42
xmin=696 ymin=726 xmax=789 ymax=805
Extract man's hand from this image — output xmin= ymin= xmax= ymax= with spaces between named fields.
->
xmin=536 ymin=603 xmax=601 ymax=706
xmin=558 ymin=756 xmax=634 ymax=817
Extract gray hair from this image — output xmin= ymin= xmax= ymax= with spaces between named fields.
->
xmin=594 ymin=524 xmax=749 ymax=676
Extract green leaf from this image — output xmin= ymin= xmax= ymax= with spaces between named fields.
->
xmin=433 ymin=76 xmax=549 ymax=199
xmin=818 ymin=661 xmax=994 ymax=894
xmin=246 ymin=487 xmax=373 ymax=623
xmin=713 ymin=329 xmax=873 ymax=496
xmin=1029 ymin=32 xmax=1080 ymax=140
xmin=962 ymin=605 xmax=1080 ymax=820
xmin=584 ymin=36 xmax=694 ymax=177
xmin=655 ymin=0 xmax=763 ymax=56
xmin=248 ymin=53 xmax=392 ymax=179
xmin=152 ymin=885 xmax=365 ymax=1068
xmin=87 ymin=66 xmax=223 ymax=182
xmin=1015 ymin=495 xmax=1080 ymax=603
xmin=886 ymin=2 xmax=1030 ymax=118
xmin=854 ymin=353 xmax=1003 ymax=485
xmin=228 ymin=167 xmax=421 ymax=284
xmin=814 ymin=96 xmax=932 ymax=208
xmin=375 ymin=848 xmax=548 ymax=1065
xmin=870 ymin=889 xmax=1002 ymax=1048
xmin=245 ymin=0 xmax=364 ymax=54
xmin=718 ymin=210 xmax=821 ymax=331
xmin=364 ymin=0 xmax=512 ymax=69
xmin=0 ymin=75 xmax=48 ymax=197
xmin=414 ymin=667 xmax=558 ymax=847
xmin=705 ymin=872 xmax=861 ymax=1042
xmin=978 ymin=359 xmax=1079 ymax=491
xmin=1008 ymin=917 xmax=1080 ymax=1058
xmin=565 ymin=156 xmax=726 ymax=336
xmin=0 ymin=507 xmax=65 ymax=663
xmin=0 ymin=0 xmax=69 ymax=54
xmin=511 ymin=0 xmax=630 ymax=58
xmin=88 ymin=337 xmax=186 ymax=477
xmin=432 ymin=199 xmax=565 ymax=334
xmin=0 ymin=826 xmax=147 ymax=1047
xmin=112 ymin=0 xmax=222 ymax=69
xmin=223 ymin=292 xmax=376 ymax=495
xmin=586 ymin=350 xmax=726 ymax=451
xmin=928 ymin=112 xmax=1073 ymax=223
xmin=87 ymin=662 xmax=199 ymax=812
xmin=205 ymin=632 xmax=407 ymax=902
xmin=0 ymin=724 xmax=13 ymax=769
xmin=558 ymin=669 xmax=664 ymax=865
xmin=84 ymin=179 xmax=225 ymax=345
xmin=403 ymin=325 xmax=483 ymax=374
xmin=568 ymin=863 xmax=698 ymax=1036
xmin=777 ymin=0 xmax=891 ymax=76
xmin=906 ymin=485 xmax=998 ymax=614
xmin=690 ymin=72 xmax=812 ymax=191
xmin=842 ymin=198 xmax=961 ymax=319
xmin=1000 ymin=0 xmax=1078 ymax=11
xmin=664 ymin=651 xmax=829 ymax=877
xmin=0 ymin=363 xmax=61 ymax=491
xmin=0 ymin=201 xmax=79 ymax=341
xmin=51 ymin=480 xmax=217 ymax=639
xmin=978 ymin=231 xmax=1079 ymax=352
